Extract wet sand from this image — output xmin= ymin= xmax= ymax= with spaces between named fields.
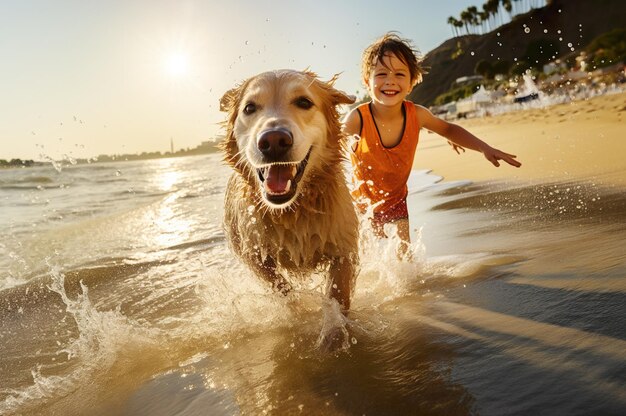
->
xmin=414 ymin=91 xmax=626 ymax=187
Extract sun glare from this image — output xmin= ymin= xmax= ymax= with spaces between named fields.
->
xmin=165 ymin=52 xmax=189 ymax=77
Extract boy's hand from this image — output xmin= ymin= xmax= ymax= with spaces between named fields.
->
xmin=483 ymin=146 xmax=521 ymax=168
xmin=448 ymin=140 xmax=465 ymax=154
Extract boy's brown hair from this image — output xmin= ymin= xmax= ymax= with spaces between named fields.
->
xmin=361 ymin=32 xmax=425 ymax=85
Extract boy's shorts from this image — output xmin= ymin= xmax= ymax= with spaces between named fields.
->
xmin=371 ymin=199 xmax=408 ymax=237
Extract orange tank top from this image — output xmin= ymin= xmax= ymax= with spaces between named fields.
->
xmin=350 ymin=101 xmax=420 ymax=214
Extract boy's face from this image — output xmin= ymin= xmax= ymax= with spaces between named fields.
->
xmin=365 ymin=52 xmax=416 ymax=107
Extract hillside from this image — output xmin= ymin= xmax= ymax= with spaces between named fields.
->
xmin=408 ymin=0 xmax=626 ymax=107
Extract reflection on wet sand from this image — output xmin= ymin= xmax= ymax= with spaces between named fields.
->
xmin=429 ymin=301 xmax=626 ymax=406
xmin=124 ymin=304 xmax=477 ymax=416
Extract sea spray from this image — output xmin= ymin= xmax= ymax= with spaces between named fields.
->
xmin=188 ymin=250 xmax=299 ymax=340
xmin=0 ymin=263 xmax=158 ymax=415
xmin=354 ymin=216 xmax=427 ymax=306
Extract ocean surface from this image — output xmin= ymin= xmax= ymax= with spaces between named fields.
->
xmin=1 ymin=153 xmax=625 ymax=415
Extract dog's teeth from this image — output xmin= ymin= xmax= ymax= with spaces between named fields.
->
xmin=285 ymin=179 xmax=291 ymax=193
xmin=291 ymin=165 xmax=297 ymax=176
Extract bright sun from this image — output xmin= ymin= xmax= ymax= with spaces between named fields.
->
xmin=165 ymin=52 xmax=189 ymax=77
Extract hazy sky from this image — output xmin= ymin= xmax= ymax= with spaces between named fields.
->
xmin=1 ymin=0 xmax=479 ymax=160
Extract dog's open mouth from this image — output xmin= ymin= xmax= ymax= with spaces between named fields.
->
xmin=257 ymin=149 xmax=311 ymax=205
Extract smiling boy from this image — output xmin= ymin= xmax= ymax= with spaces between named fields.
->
xmin=343 ymin=32 xmax=521 ymax=253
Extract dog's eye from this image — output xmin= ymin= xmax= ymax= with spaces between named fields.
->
xmin=294 ymin=97 xmax=314 ymax=110
xmin=243 ymin=103 xmax=257 ymax=115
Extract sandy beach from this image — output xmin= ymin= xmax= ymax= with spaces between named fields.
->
xmin=414 ymin=91 xmax=626 ymax=187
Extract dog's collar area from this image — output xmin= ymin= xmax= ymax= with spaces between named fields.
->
xmin=257 ymin=148 xmax=311 ymax=205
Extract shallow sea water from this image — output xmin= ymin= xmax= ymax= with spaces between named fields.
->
xmin=0 ymin=154 xmax=624 ymax=415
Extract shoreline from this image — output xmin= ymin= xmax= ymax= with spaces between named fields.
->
xmin=414 ymin=91 xmax=626 ymax=187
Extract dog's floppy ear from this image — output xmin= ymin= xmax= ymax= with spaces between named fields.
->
xmin=219 ymin=82 xmax=247 ymax=170
xmin=220 ymin=87 xmax=239 ymax=112
xmin=326 ymin=73 xmax=356 ymax=106
xmin=331 ymin=90 xmax=356 ymax=106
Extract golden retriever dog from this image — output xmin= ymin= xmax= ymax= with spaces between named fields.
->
xmin=219 ymin=69 xmax=358 ymax=318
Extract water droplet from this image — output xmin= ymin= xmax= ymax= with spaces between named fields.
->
xmin=351 ymin=337 xmax=357 ymax=344
xmin=524 ymin=27 xmax=531 ymax=34
xmin=567 ymin=43 xmax=573 ymax=47
xmin=470 ymin=51 xmax=475 ymax=56
xmin=544 ymin=29 xmax=548 ymax=33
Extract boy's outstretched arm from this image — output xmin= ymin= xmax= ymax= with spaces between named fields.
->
xmin=415 ymin=105 xmax=521 ymax=168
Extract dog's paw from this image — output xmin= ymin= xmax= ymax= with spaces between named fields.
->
xmin=316 ymin=325 xmax=350 ymax=353
xmin=315 ymin=298 xmax=351 ymax=353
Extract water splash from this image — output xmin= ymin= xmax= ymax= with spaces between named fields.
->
xmin=0 ymin=263 xmax=158 ymax=414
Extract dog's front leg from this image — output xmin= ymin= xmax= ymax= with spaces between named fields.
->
xmin=316 ymin=256 xmax=355 ymax=352
xmin=328 ymin=256 xmax=354 ymax=311
xmin=250 ymin=255 xmax=291 ymax=295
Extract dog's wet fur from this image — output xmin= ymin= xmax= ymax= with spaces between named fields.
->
xmin=220 ymin=70 xmax=359 ymax=322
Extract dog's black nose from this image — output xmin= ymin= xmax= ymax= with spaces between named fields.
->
xmin=257 ymin=128 xmax=293 ymax=159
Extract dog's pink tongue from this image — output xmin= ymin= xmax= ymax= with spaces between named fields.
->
xmin=266 ymin=165 xmax=294 ymax=193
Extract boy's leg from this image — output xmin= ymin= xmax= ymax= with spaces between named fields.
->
xmin=395 ymin=218 xmax=411 ymax=242
xmin=394 ymin=218 xmax=412 ymax=259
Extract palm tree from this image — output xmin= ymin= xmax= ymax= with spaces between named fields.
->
xmin=468 ymin=6 xmax=480 ymax=33
xmin=479 ymin=10 xmax=491 ymax=34
xmin=482 ymin=3 xmax=493 ymax=30
xmin=502 ymin=0 xmax=513 ymax=19
xmin=486 ymin=0 xmax=501 ymax=27
xmin=446 ymin=0 xmax=548 ymax=38
xmin=447 ymin=16 xmax=459 ymax=37
xmin=460 ymin=9 xmax=472 ymax=35
xmin=455 ymin=19 xmax=465 ymax=37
